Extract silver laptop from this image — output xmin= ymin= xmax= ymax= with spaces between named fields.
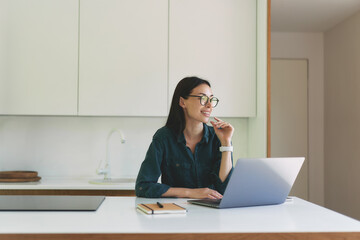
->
xmin=188 ymin=157 xmax=304 ymax=208
xmin=0 ymin=195 xmax=105 ymax=211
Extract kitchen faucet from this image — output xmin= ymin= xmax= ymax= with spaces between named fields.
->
xmin=89 ymin=128 xmax=134 ymax=184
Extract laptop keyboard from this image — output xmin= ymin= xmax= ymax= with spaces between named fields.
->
xmin=188 ymin=199 xmax=221 ymax=208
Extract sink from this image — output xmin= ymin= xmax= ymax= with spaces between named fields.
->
xmin=89 ymin=178 xmax=136 ymax=185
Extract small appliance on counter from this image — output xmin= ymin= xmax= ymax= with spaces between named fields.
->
xmin=0 ymin=195 xmax=105 ymax=211
xmin=0 ymin=171 xmax=41 ymax=182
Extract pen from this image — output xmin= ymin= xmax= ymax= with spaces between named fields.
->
xmin=157 ymin=202 xmax=164 ymax=208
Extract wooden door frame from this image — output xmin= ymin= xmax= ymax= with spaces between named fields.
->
xmin=267 ymin=0 xmax=271 ymax=157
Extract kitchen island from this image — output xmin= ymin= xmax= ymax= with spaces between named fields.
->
xmin=0 ymin=197 xmax=359 ymax=240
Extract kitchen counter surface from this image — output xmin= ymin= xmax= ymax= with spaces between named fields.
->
xmin=0 ymin=177 xmax=135 ymax=190
xmin=0 ymin=197 xmax=359 ymax=240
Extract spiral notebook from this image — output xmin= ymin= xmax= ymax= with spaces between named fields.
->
xmin=137 ymin=203 xmax=187 ymax=215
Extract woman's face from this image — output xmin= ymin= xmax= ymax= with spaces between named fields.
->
xmin=180 ymin=84 xmax=214 ymax=124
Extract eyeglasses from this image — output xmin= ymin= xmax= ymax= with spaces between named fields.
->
xmin=187 ymin=95 xmax=219 ymax=108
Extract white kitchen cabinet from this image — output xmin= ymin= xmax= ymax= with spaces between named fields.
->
xmin=79 ymin=0 xmax=168 ymax=116
xmin=0 ymin=0 xmax=78 ymax=115
xmin=169 ymin=0 xmax=257 ymax=117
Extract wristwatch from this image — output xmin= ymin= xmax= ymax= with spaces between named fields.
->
xmin=219 ymin=146 xmax=233 ymax=152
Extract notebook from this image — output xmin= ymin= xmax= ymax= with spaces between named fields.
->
xmin=137 ymin=203 xmax=187 ymax=214
xmin=0 ymin=195 xmax=105 ymax=211
xmin=188 ymin=157 xmax=304 ymax=208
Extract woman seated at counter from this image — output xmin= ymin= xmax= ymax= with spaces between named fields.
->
xmin=135 ymin=76 xmax=234 ymax=199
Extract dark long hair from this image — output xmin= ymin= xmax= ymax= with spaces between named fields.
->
xmin=166 ymin=76 xmax=211 ymax=136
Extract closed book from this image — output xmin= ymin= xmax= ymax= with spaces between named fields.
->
xmin=137 ymin=203 xmax=187 ymax=215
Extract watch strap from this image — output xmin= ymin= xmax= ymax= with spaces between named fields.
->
xmin=219 ymin=146 xmax=233 ymax=152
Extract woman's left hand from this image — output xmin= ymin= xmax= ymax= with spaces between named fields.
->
xmin=210 ymin=117 xmax=234 ymax=146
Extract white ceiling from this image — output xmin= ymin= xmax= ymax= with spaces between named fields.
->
xmin=271 ymin=0 xmax=360 ymax=32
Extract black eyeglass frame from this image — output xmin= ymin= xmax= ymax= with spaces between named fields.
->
xmin=187 ymin=95 xmax=219 ymax=107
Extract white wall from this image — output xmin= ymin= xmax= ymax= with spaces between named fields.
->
xmin=0 ymin=116 xmax=248 ymax=179
xmin=271 ymin=32 xmax=324 ymax=205
xmin=248 ymin=0 xmax=267 ymax=158
xmin=324 ymin=10 xmax=360 ymax=220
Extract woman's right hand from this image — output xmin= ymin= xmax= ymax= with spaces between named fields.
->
xmin=187 ymin=188 xmax=223 ymax=199
xmin=162 ymin=187 xmax=223 ymax=199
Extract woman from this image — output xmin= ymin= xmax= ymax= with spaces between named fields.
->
xmin=135 ymin=76 xmax=234 ymax=199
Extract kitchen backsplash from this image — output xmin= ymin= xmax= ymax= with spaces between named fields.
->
xmin=0 ymin=116 xmax=248 ymax=178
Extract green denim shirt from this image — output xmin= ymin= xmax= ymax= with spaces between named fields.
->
xmin=135 ymin=123 xmax=233 ymax=198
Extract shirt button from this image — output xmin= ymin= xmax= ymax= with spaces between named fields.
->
xmin=176 ymin=163 xmax=180 ymax=167
xmin=139 ymin=187 xmax=143 ymax=190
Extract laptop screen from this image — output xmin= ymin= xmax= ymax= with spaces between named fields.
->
xmin=188 ymin=157 xmax=304 ymax=208
xmin=0 ymin=195 xmax=105 ymax=211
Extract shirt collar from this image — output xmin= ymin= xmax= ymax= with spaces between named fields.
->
xmin=202 ymin=123 xmax=210 ymax=143
xmin=177 ymin=132 xmax=186 ymax=144
xmin=177 ymin=123 xmax=210 ymax=144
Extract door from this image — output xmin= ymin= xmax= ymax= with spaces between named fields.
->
xmin=79 ymin=0 xmax=168 ymax=116
xmin=169 ymin=0 xmax=256 ymax=117
xmin=0 ymin=0 xmax=78 ymax=115
xmin=271 ymin=59 xmax=308 ymax=200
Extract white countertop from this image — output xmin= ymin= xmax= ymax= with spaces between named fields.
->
xmin=0 ymin=177 xmax=135 ymax=190
xmin=0 ymin=197 xmax=359 ymax=234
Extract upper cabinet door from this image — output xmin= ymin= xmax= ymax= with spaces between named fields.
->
xmin=79 ymin=0 xmax=168 ymax=116
xmin=0 ymin=0 xmax=78 ymax=115
xmin=169 ymin=0 xmax=256 ymax=117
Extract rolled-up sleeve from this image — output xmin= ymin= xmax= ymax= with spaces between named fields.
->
xmin=135 ymin=139 xmax=170 ymax=198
